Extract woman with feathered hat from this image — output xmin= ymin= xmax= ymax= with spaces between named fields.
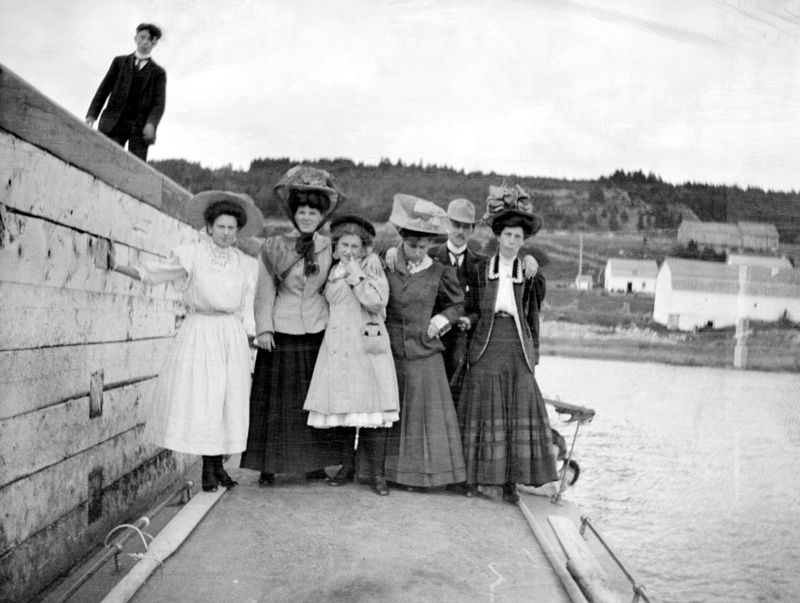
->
xmin=457 ymin=184 xmax=558 ymax=503
xmin=239 ymin=166 xmax=381 ymax=486
xmin=108 ymin=191 xmax=263 ymax=492
xmin=382 ymin=194 xmax=467 ymax=490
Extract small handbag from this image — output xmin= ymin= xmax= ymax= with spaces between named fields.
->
xmin=362 ymin=320 xmax=386 ymax=355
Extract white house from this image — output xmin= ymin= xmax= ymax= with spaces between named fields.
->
xmin=604 ymin=259 xmax=658 ymax=294
xmin=575 ymin=274 xmax=593 ymax=290
xmin=726 ymin=253 xmax=793 ymax=271
xmin=653 ymin=258 xmax=800 ymax=331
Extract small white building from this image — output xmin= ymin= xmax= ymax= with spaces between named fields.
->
xmin=575 ymin=274 xmax=593 ymax=290
xmin=604 ymin=259 xmax=658 ymax=294
xmin=726 ymin=253 xmax=793 ymax=271
xmin=653 ymin=258 xmax=800 ymax=331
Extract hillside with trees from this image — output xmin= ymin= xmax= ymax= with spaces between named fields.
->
xmin=151 ymin=159 xmax=800 ymax=243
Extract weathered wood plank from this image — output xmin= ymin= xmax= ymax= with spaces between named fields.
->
xmin=0 ymin=379 xmax=156 ymax=486
xmin=0 ymin=63 xmax=192 ymax=216
xmin=0 ymin=208 xmax=183 ymax=301
xmin=549 ymin=516 xmax=622 ymax=603
xmin=0 ymin=282 xmax=183 ymax=351
xmin=0 ymin=450 xmax=194 ymax=603
xmin=0 ymin=130 xmax=198 ymax=256
xmin=0 ymin=425 xmax=164 ymax=550
xmin=0 ymin=339 xmax=173 ymax=421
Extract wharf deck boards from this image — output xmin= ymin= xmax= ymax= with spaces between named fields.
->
xmin=0 ymin=339 xmax=172 ymax=420
xmin=0 ymin=379 xmax=155 ymax=486
xmin=2 ymin=450 xmax=192 ymax=603
xmin=0 ymin=425 xmax=164 ymax=548
xmin=0 ymin=208 xmax=180 ymax=300
xmin=0 ymin=131 xmax=197 ymax=257
xmin=0 ymin=282 xmax=183 ymax=351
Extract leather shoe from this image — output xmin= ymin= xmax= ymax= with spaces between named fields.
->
xmin=503 ymin=483 xmax=520 ymax=504
xmin=258 ymin=472 xmax=275 ymax=486
xmin=374 ymin=477 xmax=389 ymax=496
xmin=329 ymin=467 xmax=354 ymax=487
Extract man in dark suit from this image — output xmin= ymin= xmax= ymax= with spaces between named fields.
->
xmin=427 ymin=199 xmax=484 ymax=400
xmin=85 ymin=23 xmax=166 ymax=161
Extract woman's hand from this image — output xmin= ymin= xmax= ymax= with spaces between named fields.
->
xmin=458 ymin=316 xmax=471 ymax=331
xmin=362 ymin=252 xmax=383 ymax=277
xmin=342 ymin=257 xmax=364 ymax=277
xmin=255 ymin=333 xmax=275 ymax=351
xmin=383 ymin=247 xmax=398 ymax=273
xmin=428 ymin=314 xmax=450 ymax=338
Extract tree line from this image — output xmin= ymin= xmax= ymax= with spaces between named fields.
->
xmin=150 ymin=159 xmax=800 ymax=243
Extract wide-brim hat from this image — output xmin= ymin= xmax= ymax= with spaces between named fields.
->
xmin=272 ymin=165 xmax=345 ymax=230
xmin=447 ymin=198 xmax=477 ymax=225
xmin=329 ymin=214 xmax=377 ymax=238
xmin=389 ymin=194 xmax=448 ymax=236
xmin=487 ymin=209 xmax=543 ymax=237
xmin=483 ymin=181 xmax=543 ymax=237
xmin=182 ymin=190 xmax=265 ymax=239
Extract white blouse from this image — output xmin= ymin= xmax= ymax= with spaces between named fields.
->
xmin=493 ymin=255 xmax=519 ymax=316
xmin=137 ymin=235 xmax=257 ymax=320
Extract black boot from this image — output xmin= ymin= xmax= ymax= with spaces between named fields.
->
xmin=201 ymin=456 xmax=218 ymax=492
xmin=212 ymin=456 xmax=238 ymax=489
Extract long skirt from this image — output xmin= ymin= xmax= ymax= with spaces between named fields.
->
xmin=240 ymin=331 xmax=338 ymax=475
xmin=384 ymin=353 xmax=466 ymax=488
xmin=144 ymin=313 xmax=251 ymax=455
xmin=458 ymin=316 xmax=558 ymax=487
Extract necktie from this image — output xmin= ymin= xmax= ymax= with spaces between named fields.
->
xmin=449 ymin=251 xmax=464 ymax=267
xmin=135 ymin=58 xmax=148 ymax=70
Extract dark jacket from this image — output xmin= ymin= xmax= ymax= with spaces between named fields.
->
xmin=465 ymin=255 xmax=546 ymax=372
xmin=87 ymin=54 xmax=166 ymax=137
xmin=385 ymin=249 xmax=465 ymax=361
xmin=428 ymin=243 xmax=483 ymax=327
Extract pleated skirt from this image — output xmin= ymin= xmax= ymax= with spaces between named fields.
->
xmin=458 ymin=316 xmax=558 ymax=487
xmin=240 ymin=331 xmax=339 ymax=475
xmin=144 ymin=313 xmax=251 ymax=455
xmin=384 ymin=353 xmax=466 ymax=488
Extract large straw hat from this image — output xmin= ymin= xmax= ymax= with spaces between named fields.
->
xmin=389 ymin=194 xmax=448 ymax=236
xmin=182 ymin=190 xmax=265 ymax=239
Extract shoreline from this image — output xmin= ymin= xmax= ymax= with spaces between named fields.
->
xmin=540 ymin=320 xmax=800 ymax=373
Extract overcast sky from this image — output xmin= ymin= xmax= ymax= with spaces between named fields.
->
xmin=2 ymin=0 xmax=799 ymax=191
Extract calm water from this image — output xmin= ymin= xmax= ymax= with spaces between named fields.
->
xmin=537 ymin=357 xmax=800 ymax=603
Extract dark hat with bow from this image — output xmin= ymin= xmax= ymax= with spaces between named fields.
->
xmin=482 ymin=181 xmax=543 ymax=237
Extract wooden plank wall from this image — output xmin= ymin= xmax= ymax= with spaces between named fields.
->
xmin=0 ymin=64 xmax=200 ymax=603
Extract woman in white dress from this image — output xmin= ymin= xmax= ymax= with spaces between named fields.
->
xmin=109 ymin=191 xmax=262 ymax=492
xmin=304 ymin=215 xmax=399 ymax=495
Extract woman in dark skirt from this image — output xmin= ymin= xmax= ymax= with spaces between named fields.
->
xmin=240 ymin=166 xmax=350 ymax=484
xmin=458 ymin=187 xmax=558 ymax=503
xmin=383 ymin=194 xmax=467 ymax=489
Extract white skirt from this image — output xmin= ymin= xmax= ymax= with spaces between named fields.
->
xmin=144 ymin=313 xmax=251 ymax=455
xmin=307 ymin=410 xmax=399 ymax=429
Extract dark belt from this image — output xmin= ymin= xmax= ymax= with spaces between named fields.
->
xmin=495 ymin=311 xmax=514 ymax=319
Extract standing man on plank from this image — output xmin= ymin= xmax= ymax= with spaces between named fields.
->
xmin=85 ymin=23 xmax=166 ymax=161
